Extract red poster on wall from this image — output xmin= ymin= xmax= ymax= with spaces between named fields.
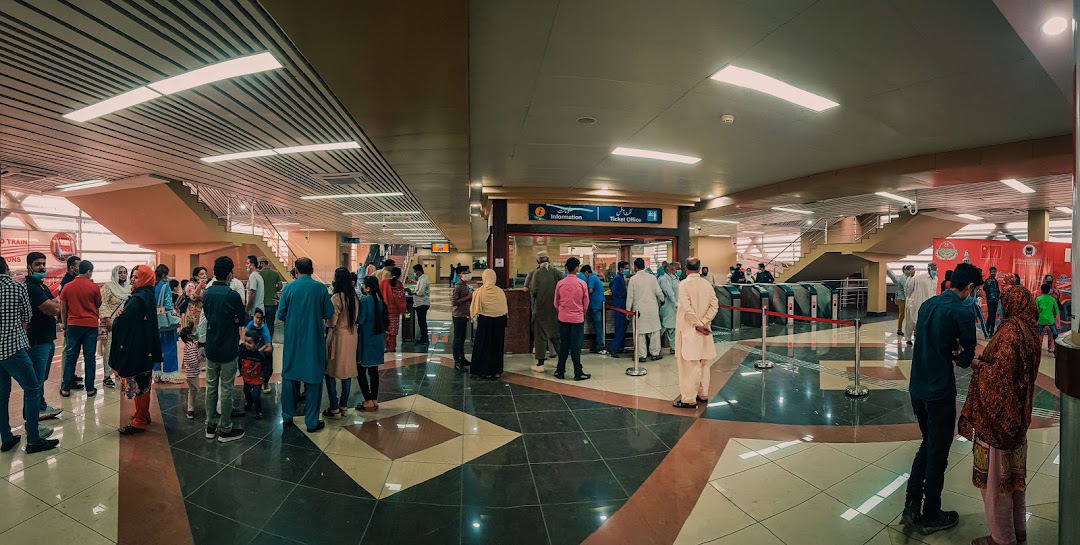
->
xmin=1 ymin=229 xmax=77 ymax=291
xmin=931 ymin=238 xmax=1071 ymax=295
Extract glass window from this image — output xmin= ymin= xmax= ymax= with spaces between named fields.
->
xmin=508 ymin=234 xmax=674 ymax=287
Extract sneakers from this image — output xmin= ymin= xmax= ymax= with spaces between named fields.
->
xmin=608 ymin=351 xmax=620 ymax=359
xmin=900 ymin=501 xmax=921 ymax=527
xmin=591 ymin=349 xmax=609 ymax=355
xmin=186 ymin=410 xmax=195 ymax=420
xmin=38 ymin=406 xmax=63 ymax=421
xmin=205 ymin=425 xmax=217 ymax=439
xmin=649 ymin=354 xmax=663 ymax=361
xmin=532 ymin=363 xmax=545 ymax=373
xmin=322 ymin=408 xmax=342 ymax=419
xmin=39 ymin=428 xmax=53 ymax=439
xmin=918 ymin=510 xmax=959 ymax=535
xmin=25 ymin=438 xmax=60 ymax=454
xmin=574 ymin=373 xmax=591 ymax=381
xmin=103 ymin=376 xmax=116 ymax=388
xmin=217 ymin=428 xmax=246 ymax=443
xmin=307 ymin=422 xmax=325 ymax=433
xmin=262 ymin=383 xmax=271 ymax=394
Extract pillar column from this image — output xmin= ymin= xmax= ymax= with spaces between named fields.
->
xmin=490 ymin=199 xmax=508 ymax=288
xmin=865 ymin=261 xmax=887 ymax=316
xmin=1028 ymin=209 xmax=1050 ymax=241
xmin=826 ymin=216 xmax=857 ymax=243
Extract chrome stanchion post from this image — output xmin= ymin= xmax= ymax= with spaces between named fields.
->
xmin=626 ymin=312 xmax=647 ymax=376
xmin=846 ymin=319 xmax=869 ymax=397
xmin=755 ymin=301 xmax=774 ymax=369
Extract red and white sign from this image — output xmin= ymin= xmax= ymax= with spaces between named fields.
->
xmin=931 ymin=238 xmax=1071 ymax=295
xmin=1 ymin=229 xmax=77 ymax=291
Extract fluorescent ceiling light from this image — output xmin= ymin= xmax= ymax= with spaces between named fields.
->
xmin=1001 ymin=179 xmax=1035 ymax=194
xmin=343 ymin=211 xmax=420 ymax=216
xmin=63 ymin=87 xmax=161 ymax=122
xmin=702 ymin=218 xmax=739 ymax=224
xmin=367 ymin=221 xmax=430 ymax=225
xmin=385 ymin=229 xmax=439 ymax=232
xmin=148 ymin=52 xmax=282 ymax=95
xmin=56 ymin=179 xmax=108 ymax=191
xmin=1043 ymin=16 xmax=1069 ymax=35
xmin=741 ymin=230 xmax=764 ymax=235
xmin=273 ymin=222 xmax=300 ymax=226
xmin=1056 ymin=206 xmax=1073 ymax=214
xmin=300 ymin=192 xmax=404 ymax=200
xmin=710 ymin=66 xmax=839 ymax=112
xmin=706 ymin=194 xmax=715 ymax=199
xmin=956 ymin=213 xmax=984 ymax=221
xmin=298 ymin=228 xmax=325 ymax=232
xmin=875 ymin=191 xmax=914 ymax=204
xmin=772 ymin=206 xmax=813 ymax=215
xmin=273 ymin=141 xmax=361 ymax=154
xmin=201 ymin=149 xmax=277 ymax=163
xmin=201 ymin=141 xmax=360 ymax=163
xmin=611 ymin=147 xmax=701 ymax=165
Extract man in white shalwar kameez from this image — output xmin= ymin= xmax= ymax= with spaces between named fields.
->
xmin=902 ymin=263 xmax=938 ymax=344
xmin=626 ymin=258 xmax=665 ymax=362
xmin=674 ymin=258 xmax=719 ymax=409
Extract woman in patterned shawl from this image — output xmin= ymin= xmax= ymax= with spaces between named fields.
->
xmin=958 ymin=285 xmax=1041 ymax=545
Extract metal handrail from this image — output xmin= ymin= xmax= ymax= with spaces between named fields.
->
xmin=764 ymin=217 xmax=830 ymax=268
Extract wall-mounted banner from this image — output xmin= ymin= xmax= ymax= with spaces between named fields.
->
xmin=529 ymin=203 xmax=662 ymax=224
xmin=1 ymin=229 xmax=77 ymax=290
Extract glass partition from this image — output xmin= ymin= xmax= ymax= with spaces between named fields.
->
xmin=508 ymin=234 xmax=674 ymax=287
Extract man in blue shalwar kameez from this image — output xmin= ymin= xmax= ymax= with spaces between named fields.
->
xmin=277 ymin=257 xmax=334 ymax=432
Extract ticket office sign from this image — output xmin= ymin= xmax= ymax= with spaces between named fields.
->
xmin=529 ymin=204 xmax=662 ymax=224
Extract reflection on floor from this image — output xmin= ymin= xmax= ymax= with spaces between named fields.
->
xmin=0 ymin=311 xmax=1062 ymax=544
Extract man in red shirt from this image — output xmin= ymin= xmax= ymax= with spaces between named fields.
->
xmin=552 ymin=257 xmax=592 ymax=381
xmin=59 ymin=260 xmax=102 ymax=396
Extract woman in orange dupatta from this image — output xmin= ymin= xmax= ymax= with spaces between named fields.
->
xmin=958 ymin=286 xmax=1041 ymax=545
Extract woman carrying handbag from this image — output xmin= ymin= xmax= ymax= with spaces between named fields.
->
xmin=153 ymin=264 xmax=182 ymax=383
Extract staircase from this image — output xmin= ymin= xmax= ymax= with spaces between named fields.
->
xmin=775 ymin=212 xmax=967 ymax=283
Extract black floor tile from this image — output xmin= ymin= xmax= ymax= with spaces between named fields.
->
xmin=518 ymin=409 xmax=582 ymax=434
xmin=509 ymin=383 xmax=558 ymax=396
xmin=468 ymin=436 xmax=529 ymax=465
xmin=513 ymin=393 xmax=570 ymax=412
xmin=461 ymin=505 xmax=549 ymax=545
xmin=185 ymin=501 xmax=261 ymax=545
xmin=247 ymin=532 xmax=303 ymax=545
xmin=560 ymin=396 xmax=613 ymax=410
xmin=263 ymin=423 xmax=321 ymax=451
xmin=231 ymin=439 xmax=322 ymax=483
xmin=587 ymin=426 xmax=669 ymax=459
xmin=362 ymin=502 xmax=460 ymax=545
xmin=531 ymin=460 xmax=627 ymax=504
xmin=382 ymin=466 xmax=462 ymax=505
xmin=631 ymin=409 xmax=692 ymax=427
xmin=465 ymin=380 xmax=514 ymax=396
xmin=186 ymin=466 xmax=296 ymax=529
xmin=462 ymin=463 xmax=540 ymax=507
xmin=523 ymin=431 xmax=602 ymax=463
xmin=573 ymin=407 xmax=641 ymax=431
xmin=646 ymin=420 xmax=695 ymax=449
xmin=541 ymin=500 xmax=626 ymax=545
xmin=464 ymin=395 xmax=516 ymax=414
xmin=605 ymin=451 xmax=668 ymax=494
xmin=471 ymin=411 xmax=522 ymax=433
xmin=171 ymin=430 xmax=260 ymax=465
xmin=297 ymin=455 xmax=375 ymax=499
xmin=170 ymin=447 xmax=226 ymax=497
xmin=426 ymin=394 xmax=466 ymax=411
xmin=262 ymin=484 xmax=375 ymax=545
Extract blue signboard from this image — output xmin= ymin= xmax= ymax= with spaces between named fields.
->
xmin=529 ymin=204 xmax=662 ymax=224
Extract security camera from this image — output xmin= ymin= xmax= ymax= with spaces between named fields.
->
xmin=902 ymin=201 xmax=918 ymax=215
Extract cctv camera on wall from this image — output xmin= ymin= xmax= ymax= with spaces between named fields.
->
xmin=903 ymin=201 xmax=918 ymax=215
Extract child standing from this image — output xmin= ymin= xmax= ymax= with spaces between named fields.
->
xmin=180 ymin=325 xmax=201 ymax=420
xmin=245 ymin=309 xmax=274 ymax=393
xmin=239 ymin=330 xmax=265 ymax=419
xmin=1036 ymin=283 xmax=1060 ymax=355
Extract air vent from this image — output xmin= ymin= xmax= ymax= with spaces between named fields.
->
xmin=313 ymin=172 xmax=374 ymax=186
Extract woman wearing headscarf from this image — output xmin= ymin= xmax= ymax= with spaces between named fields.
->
xmin=356 ymin=276 xmax=388 ymax=411
xmin=152 ymin=264 xmax=181 ymax=383
xmin=958 ymin=286 xmax=1041 ymax=545
xmin=324 ymin=268 xmax=359 ymax=418
xmin=379 ymin=267 xmax=406 ymax=352
xmin=469 ymin=269 xmax=508 ymax=379
xmin=98 ymin=265 xmax=129 ymax=388
xmin=113 ymin=265 xmax=163 ymax=434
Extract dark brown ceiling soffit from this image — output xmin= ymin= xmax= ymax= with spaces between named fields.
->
xmin=483 ymin=186 xmax=700 ymax=208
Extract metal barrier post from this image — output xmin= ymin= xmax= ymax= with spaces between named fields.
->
xmin=845 ymin=319 xmax=869 ymax=397
xmin=626 ymin=312 xmax=647 ymax=376
xmin=755 ymin=301 xmax=775 ymax=369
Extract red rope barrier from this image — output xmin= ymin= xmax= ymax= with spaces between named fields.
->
xmin=714 ymin=302 xmax=856 ymax=327
xmin=604 ymin=304 xmax=636 ymax=316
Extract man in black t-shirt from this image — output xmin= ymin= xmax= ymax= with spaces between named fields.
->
xmin=58 ymin=255 xmax=80 ymax=293
xmin=24 ymin=252 xmax=64 ymax=420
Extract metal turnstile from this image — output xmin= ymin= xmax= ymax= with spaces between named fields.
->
xmin=789 ymin=284 xmax=812 ymax=318
xmin=714 ymin=285 xmax=742 ymax=330
xmin=757 ymin=283 xmax=794 ymax=325
xmin=800 ymin=282 xmax=836 ymax=320
xmin=738 ymin=284 xmax=767 ymax=327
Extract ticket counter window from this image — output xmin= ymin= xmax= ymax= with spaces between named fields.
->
xmin=508 ymin=235 xmax=673 ymax=288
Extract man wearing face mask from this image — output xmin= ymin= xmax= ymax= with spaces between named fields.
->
xmin=902 ymin=262 xmax=982 ymax=535
xmin=902 ymin=262 xmax=937 ymax=345
xmin=607 ymin=261 xmax=630 ymax=358
xmin=658 ymin=262 xmax=681 ymax=355
xmin=24 ymin=252 xmax=63 ymax=420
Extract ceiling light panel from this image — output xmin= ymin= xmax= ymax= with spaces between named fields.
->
xmin=702 ymin=218 xmax=739 ymax=224
xmin=273 ymin=142 xmax=361 ymax=154
xmin=300 ymin=192 xmax=404 ymax=200
xmin=147 ymin=52 xmax=282 ymax=95
xmin=64 ymin=52 xmax=282 ymax=122
xmin=1056 ymin=207 xmax=1073 ymax=214
xmin=63 ymin=87 xmax=161 ymax=122
xmin=1000 ymin=179 xmax=1035 ymax=194
xmin=367 ymin=221 xmax=431 ymax=225
xmin=56 ymin=179 xmax=109 ymax=191
xmin=342 ymin=211 xmax=421 ymax=216
xmin=611 ymin=147 xmax=701 ymax=164
xmin=710 ymin=66 xmax=839 ymax=112
xmin=956 ymin=213 xmax=984 ymax=221
xmin=875 ymin=191 xmax=914 ymax=204
xmin=772 ymin=206 xmax=814 ymax=215
xmin=201 ymin=149 xmax=277 ymax=163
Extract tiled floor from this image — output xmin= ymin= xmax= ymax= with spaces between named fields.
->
xmin=1 ymin=309 xmax=1063 ymax=544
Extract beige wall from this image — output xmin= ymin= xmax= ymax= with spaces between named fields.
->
xmin=505 ymin=201 xmax=679 ymax=229
xmin=289 ymin=231 xmax=346 ymax=282
xmin=689 ymin=235 xmax=737 ymax=273
xmin=412 ymin=248 xmax=486 ymax=279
